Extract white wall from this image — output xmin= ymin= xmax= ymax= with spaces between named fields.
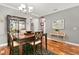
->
xmin=26 ymin=18 xmax=31 ymax=31
xmin=26 ymin=18 xmax=41 ymax=32
xmin=33 ymin=18 xmax=41 ymax=32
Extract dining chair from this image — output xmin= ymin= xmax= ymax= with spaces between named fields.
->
xmin=29 ymin=31 xmax=43 ymax=54
xmin=8 ymin=33 xmax=20 ymax=55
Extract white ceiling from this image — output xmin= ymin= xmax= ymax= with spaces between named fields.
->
xmin=0 ymin=3 xmax=79 ymax=17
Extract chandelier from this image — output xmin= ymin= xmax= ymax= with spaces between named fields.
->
xmin=18 ymin=4 xmax=34 ymax=14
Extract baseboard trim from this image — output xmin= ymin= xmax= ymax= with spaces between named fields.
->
xmin=0 ymin=43 xmax=8 ymax=47
xmin=47 ymin=37 xmax=79 ymax=46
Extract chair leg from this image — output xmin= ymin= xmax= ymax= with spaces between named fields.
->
xmin=11 ymin=49 xmax=14 ymax=55
xmin=9 ymin=47 xmax=13 ymax=55
xmin=10 ymin=50 xmax=13 ymax=55
xmin=33 ymin=45 xmax=35 ymax=55
xmin=19 ymin=45 xmax=23 ymax=55
xmin=10 ymin=49 xmax=11 ymax=55
xmin=40 ymin=43 xmax=42 ymax=54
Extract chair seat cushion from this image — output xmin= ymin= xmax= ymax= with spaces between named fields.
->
xmin=13 ymin=41 xmax=19 ymax=47
xmin=30 ymin=40 xmax=41 ymax=45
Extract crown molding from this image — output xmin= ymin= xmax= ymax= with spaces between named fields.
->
xmin=0 ymin=3 xmax=18 ymax=10
xmin=42 ymin=5 xmax=79 ymax=17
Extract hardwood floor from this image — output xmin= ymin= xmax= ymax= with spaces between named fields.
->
xmin=0 ymin=46 xmax=10 ymax=55
xmin=0 ymin=39 xmax=79 ymax=55
xmin=43 ymin=39 xmax=79 ymax=55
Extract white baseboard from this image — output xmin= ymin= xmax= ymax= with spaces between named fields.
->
xmin=0 ymin=43 xmax=8 ymax=47
xmin=47 ymin=37 xmax=79 ymax=46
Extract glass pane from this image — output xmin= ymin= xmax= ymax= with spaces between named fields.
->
xmin=19 ymin=20 xmax=25 ymax=30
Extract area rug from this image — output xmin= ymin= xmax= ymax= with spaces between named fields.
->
xmin=34 ymin=49 xmax=56 ymax=55
xmin=23 ymin=44 xmax=56 ymax=55
xmin=13 ymin=44 xmax=56 ymax=55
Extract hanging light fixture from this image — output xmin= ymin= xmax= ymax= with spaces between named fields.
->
xmin=18 ymin=4 xmax=34 ymax=14
xmin=18 ymin=4 xmax=34 ymax=31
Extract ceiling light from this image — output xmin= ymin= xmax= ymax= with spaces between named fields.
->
xmin=23 ymin=9 xmax=27 ymax=13
xmin=18 ymin=6 xmax=23 ymax=10
xmin=20 ymin=4 xmax=26 ymax=8
xmin=18 ymin=4 xmax=34 ymax=13
xmin=28 ymin=6 xmax=34 ymax=12
xmin=28 ymin=6 xmax=33 ymax=10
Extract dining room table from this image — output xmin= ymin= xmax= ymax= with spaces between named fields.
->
xmin=13 ymin=33 xmax=47 ymax=55
xmin=13 ymin=33 xmax=34 ymax=54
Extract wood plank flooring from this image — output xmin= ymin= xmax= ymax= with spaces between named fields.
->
xmin=0 ymin=39 xmax=79 ymax=55
xmin=43 ymin=39 xmax=79 ymax=55
xmin=0 ymin=46 xmax=10 ymax=55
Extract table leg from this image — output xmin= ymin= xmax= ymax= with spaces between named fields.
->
xmin=45 ymin=33 xmax=47 ymax=50
xmin=44 ymin=33 xmax=47 ymax=51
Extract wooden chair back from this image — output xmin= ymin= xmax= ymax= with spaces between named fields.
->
xmin=34 ymin=32 xmax=43 ymax=41
xmin=7 ymin=33 xmax=14 ymax=54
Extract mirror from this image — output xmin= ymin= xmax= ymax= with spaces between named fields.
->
xmin=52 ymin=19 xmax=64 ymax=30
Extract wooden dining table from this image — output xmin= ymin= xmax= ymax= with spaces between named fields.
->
xmin=13 ymin=33 xmax=47 ymax=55
xmin=14 ymin=33 xmax=35 ymax=54
xmin=15 ymin=33 xmax=34 ymax=39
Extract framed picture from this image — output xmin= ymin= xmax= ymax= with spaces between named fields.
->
xmin=52 ymin=19 xmax=64 ymax=30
